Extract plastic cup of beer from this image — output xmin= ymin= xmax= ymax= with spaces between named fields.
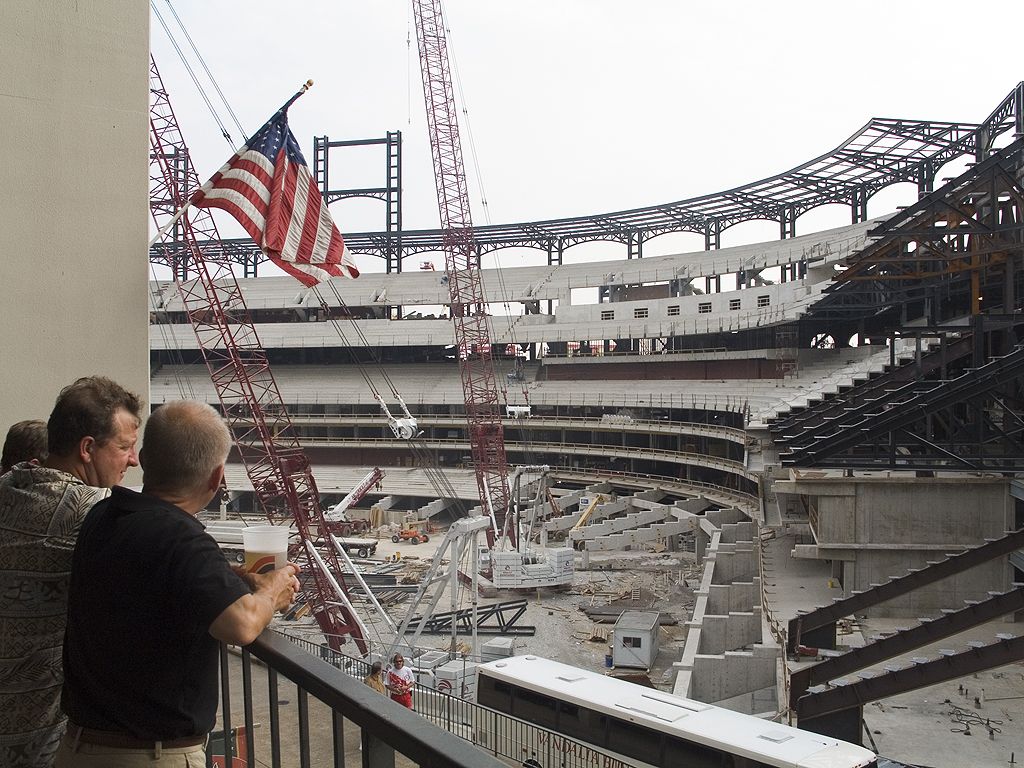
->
xmin=241 ymin=525 xmax=289 ymax=574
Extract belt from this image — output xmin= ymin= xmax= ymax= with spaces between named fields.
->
xmin=69 ymin=724 xmax=207 ymax=750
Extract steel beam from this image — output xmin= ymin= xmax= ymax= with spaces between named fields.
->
xmin=796 ymin=634 xmax=1024 ymax=721
xmin=150 ymin=87 xmax=1024 ymax=267
xmin=403 ymin=598 xmax=536 ymax=636
xmin=790 ymin=586 xmax=1024 ymax=708
xmin=787 ymin=527 xmax=1024 ymax=654
xmin=780 ymin=343 xmax=1024 ymax=469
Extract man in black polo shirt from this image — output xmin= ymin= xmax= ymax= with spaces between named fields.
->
xmin=56 ymin=400 xmax=300 ymax=767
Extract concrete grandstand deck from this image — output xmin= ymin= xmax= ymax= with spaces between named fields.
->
xmin=152 ymin=338 xmax=913 ymax=422
xmin=150 ymin=220 xmax=878 ymax=354
xmin=150 ymin=219 xmax=876 ymax=312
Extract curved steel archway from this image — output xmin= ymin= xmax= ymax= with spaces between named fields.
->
xmin=150 ymin=83 xmax=1024 ymax=273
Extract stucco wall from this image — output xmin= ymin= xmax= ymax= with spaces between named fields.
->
xmin=0 ymin=1 xmax=150 ymax=483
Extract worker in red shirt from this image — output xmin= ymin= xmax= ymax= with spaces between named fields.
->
xmin=385 ymin=654 xmax=415 ymax=709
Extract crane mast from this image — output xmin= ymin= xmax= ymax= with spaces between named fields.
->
xmin=412 ymin=0 xmax=513 ymax=544
xmin=148 ymin=56 xmax=367 ymax=653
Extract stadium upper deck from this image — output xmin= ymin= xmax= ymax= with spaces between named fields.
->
xmin=150 ymin=207 xmax=928 ymax=499
xmin=150 ymin=83 xmax=1024 ymax=498
xmin=150 ymin=219 xmax=874 ymax=352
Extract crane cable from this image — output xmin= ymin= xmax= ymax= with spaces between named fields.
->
xmin=146 ymin=266 xmax=198 ymax=402
xmin=153 ymin=4 xmax=522 ymax=656
xmin=313 ymin=282 xmax=472 ymax=518
xmin=312 ymin=283 xmax=479 ymax=527
xmin=160 ymin=0 xmax=248 ymax=142
xmin=314 ymin=283 xmax=408 ymax=404
xmin=151 ymin=2 xmax=405 ymax=413
xmin=406 ymin=8 xmax=414 ymax=126
xmin=154 ymin=0 xmax=529 ymax=418
xmin=151 ymin=6 xmax=400 ymax=656
xmin=155 ymin=1 xmax=498 ymax=536
xmin=443 ymin=15 xmax=490 ymax=227
xmin=442 ymin=6 xmax=531 ymax=408
xmin=150 ymin=1 xmax=237 ymax=147
xmin=148 ymin=1 xmax=228 ymax=403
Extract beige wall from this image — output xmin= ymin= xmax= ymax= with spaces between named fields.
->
xmin=0 ymin=1 xmax=150 ymax=482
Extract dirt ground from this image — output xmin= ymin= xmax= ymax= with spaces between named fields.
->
xmin=278 ymin=523 xmax=702 ymax=691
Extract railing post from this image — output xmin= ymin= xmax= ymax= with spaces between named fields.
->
xmin=331 ymin=710 xmax=345 ymax=768
xmin=297 ymin=688 xmax=311 ymax=768
xmin=241 ymin=649 xmax=256 ymax=762
xmin=268 ymin=668 xmax=282 ymax=768
xmin=218 ymin=645 xmax=234 ymax=764
xmin=361 ymin=730 xmax=397 ymax=768
xmin=491 ymin=709 xmax=498 ymax=757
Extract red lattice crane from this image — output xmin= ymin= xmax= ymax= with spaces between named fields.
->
xmin=412 ymin=0 xmax=513 ymax=546
xmin=148 ymin=56 xmax=367 ymax=654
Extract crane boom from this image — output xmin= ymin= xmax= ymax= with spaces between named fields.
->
xmin=148 ymin=56 xmax=367 ymax=653
xmin=324 ymin=467 xmax=385 ymax=523
xmin=412 ymin=0 xmax=513 ymax=545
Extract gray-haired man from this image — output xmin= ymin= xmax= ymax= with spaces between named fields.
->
xmin=57 ymin=400 xmax=299 ymax=767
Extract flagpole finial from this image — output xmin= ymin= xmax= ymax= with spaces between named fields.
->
xmin=281 ymin=80 xmax=316 ymax=114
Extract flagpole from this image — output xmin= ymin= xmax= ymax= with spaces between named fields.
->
xmin=148 ymin=79 xmax=315 ymax=250
xmin=279 ymin=79 xmax=314 ymax=114
xmin=149 ymin=203 xmax=192 ymax=248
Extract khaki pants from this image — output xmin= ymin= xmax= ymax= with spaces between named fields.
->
xmin=55 ymin=731 xmax=206 ymax=767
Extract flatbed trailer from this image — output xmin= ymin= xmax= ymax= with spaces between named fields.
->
xmin=334 ymin=537 xmax=377 ymax=559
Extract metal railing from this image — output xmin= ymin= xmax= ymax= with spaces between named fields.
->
xmin=255 ymin=413 xmax=750 ymax=444
xmin=212 ymin=630 xmax=507 ymax=768
xmin=223 ymin=634 xmax=634 ymax=768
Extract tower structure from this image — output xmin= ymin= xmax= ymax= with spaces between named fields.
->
xmin=412 ymin=0 xmax=512 ymax=544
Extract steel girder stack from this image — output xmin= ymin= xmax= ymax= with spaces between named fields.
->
xmin=148 ymin=57 xmax=367 ymax=654
xmin=772 ymin=137 xmax=1024 ymax=472
xmin=805 ymin=137 xmax=1024 ymax=330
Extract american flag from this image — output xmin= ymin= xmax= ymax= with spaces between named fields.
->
xmin=191 ymin=110 xmax=358 ymax=287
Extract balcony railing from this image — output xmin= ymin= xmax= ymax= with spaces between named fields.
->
xmin=216 ymin=630 xmax=634 ymax=768
xmin=213 ymin=630 xmax=507 ymax=768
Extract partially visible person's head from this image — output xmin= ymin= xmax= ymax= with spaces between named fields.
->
xmin=1 ymin=420 xmax=48 ymax=474
xmin=47 ymin=376 xmax=143 ymax=487
xmin=140 ymin=400 xmax=231 ymax=501
xmin=370 ymin=661 xmax=382 ymax=675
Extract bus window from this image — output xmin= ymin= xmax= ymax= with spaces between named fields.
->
xmin=478 ymin=677 xmax=511 ymax=712
xmin=606 ymin=717 xmax=662 ymax=765
xmin=663 ymin=734 xmax=734 ymax=768
xmin=557 ymin=700 xmax=591 ymax=741
xmin=512 ymin=686 xmax=558 ymax=729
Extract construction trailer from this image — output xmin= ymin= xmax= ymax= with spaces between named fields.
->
xmin=612 ymin=610 xmax=660 ymax=670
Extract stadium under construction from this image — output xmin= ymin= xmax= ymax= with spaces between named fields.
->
xmin=148 ymin=77 xmax=1024 ymax=766
xmin=4 ymin=4 xmax=1023 ymax=765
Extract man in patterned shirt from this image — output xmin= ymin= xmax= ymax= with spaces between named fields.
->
xmin=0 ymin=377 xmax=142 ymax=768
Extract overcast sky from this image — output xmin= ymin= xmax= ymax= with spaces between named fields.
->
xmin=151 ymin=0 xmax=1024 ymax=272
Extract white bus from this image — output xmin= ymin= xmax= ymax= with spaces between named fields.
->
xmin=475 ymin=656 xmax=876 ymax=768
